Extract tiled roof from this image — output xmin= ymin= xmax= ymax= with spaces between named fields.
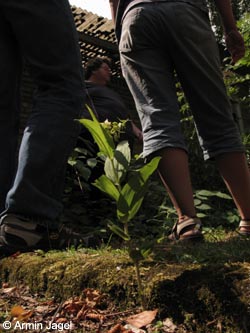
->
xmin=73 ymin=7 xmax=116 ymax=42
xmin=71 ymin=6 xmax=121 ymax=77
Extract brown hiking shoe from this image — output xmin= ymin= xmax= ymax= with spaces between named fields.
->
xmin=0 ymin=214 xmax=95 ymax=258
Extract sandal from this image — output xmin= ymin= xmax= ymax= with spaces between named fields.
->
xmin=238 ymin=220 xmax=250 ymax=236
xmin=168 ymin=217 xmax=203 ymax=242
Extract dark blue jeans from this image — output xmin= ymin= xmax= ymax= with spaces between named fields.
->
xmin=0 ymin=0 xmax=85 ymax=225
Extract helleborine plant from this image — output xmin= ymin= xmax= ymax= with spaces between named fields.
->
xmin=79 ymin=106 xmax=161 ymax=240
xmin=79 ymin=106 xmax=161 ymax=307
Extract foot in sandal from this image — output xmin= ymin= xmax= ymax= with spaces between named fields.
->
xmin=238 ymin=220 xmax=250 ymax=236
xmin=168 ymin=217 xmax=203 ymax=242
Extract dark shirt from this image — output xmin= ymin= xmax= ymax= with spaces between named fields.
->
xmin=83 ymin=81 xmax=134 ymax=145
xmin=84 ymin=81 xmax=129 ymax=122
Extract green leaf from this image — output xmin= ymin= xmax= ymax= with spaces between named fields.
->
xmin=75 ymin=160 xmax=92 ymax=181
xmin=107 ymin=221 xmax=130 ymax=241
xmin=196 ymin=203 xmax=212 ymax=210
xmin=94 ymin=175 xmax=120 ymax=201
xmin=117 ymin=156 xmax=161 ymax=221
xmin=116 ymin=141 xmax=131 ymax=165
xmin=196 ymin=190 xmax=215 ymax=197
xmin=86 ymin=158 xmax=98 ymax=168
xmin=195 ymin=189 xmax=232 ymax=200
xmin=137 ymin=156 xmax=161 ymax=183
xmin=227 ymin=214 xmax=239 ymax=224
xmin=194 ymin=199 xmax=202 ymax=206
xmin=74 ymin=147 xmax=89 ymax=155
xmin=213 ymin=191 xmax=232 ymax=200
xmin=116 ymin=193 xmax=130 ymax=222
xmin=117 ymin=182 xmax=148 ymax=221
xmin=197 ymin=213 xmax=207 ymax=218
xmin=79 ymin=106 xmax=115 ymax=158
xmin=67 ymin=157 xmax=77 ymax=166
xmin=104 ymin=157 xmax=118 ymax=184
xmin=104 ymin=141 xmax=131 ymax=184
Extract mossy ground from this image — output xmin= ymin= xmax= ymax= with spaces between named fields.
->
xmin=1 ymin=233 xmax=250 ymax=332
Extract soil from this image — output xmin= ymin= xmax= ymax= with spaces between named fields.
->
xmin=1 ymin=239 xmax=250 ymax=333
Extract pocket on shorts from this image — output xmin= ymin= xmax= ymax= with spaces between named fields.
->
xmin=119 ymin=6 xmax=146 ymax=52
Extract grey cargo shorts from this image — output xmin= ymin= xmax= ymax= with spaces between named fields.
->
xmin=119 ymin=1 xmax=244 ymax=160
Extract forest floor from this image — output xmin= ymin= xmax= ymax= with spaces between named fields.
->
xmin=1 ymin=230 xmax=250 ymax=333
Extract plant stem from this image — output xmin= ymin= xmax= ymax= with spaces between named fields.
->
xmin=124 ymin=222 xmax=129 ymax=236
xmin=109 ymin=157 xmax=130 ymax=237
xmin=134 ymin=260 xmax=146 ymax=309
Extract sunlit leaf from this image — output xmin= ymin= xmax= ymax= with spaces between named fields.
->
xmin=197 ymin=204 xmax=212 ymax=210
xmin=107 ymin=221 xmax=130 ymax=241
xmin=213 ymin=191 xmax=232 ymax=199
xmin=79 ymin=106 xmax=115 ymax=158
xmin=116 ymin=140 xmax=131 ymax=166
xmin=104 ymin=142 xmax=131 ymax=184
xmin=104 ymin=157 xmax=117 ymax=184
xmin=94 ymin=175 xmax=120 ymax=201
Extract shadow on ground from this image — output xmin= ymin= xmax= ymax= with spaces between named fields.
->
xmin=1 ymin=236 xmax=250 ymax=332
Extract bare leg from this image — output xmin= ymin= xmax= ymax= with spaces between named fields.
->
xmin=216 ymin=152 xmax=250 ymax=232
xmin=157 ymin=148 xmax=203 ymax=239
xmin=158 ymin=148 xmax=196 ymax=221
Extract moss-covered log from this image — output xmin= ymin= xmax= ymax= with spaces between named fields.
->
xmin=1 ymin=243 xmax=250 ymax=332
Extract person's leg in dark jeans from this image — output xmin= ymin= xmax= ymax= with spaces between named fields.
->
xmin=0 ymin=10 xmax=22 ymax=212
xmin=0 ymin=0 xmax=87 ymax=256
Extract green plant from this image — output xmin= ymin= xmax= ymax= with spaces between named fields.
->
xmin=193 ymin=189 xmax=240 ymax=232
xmin=67 ymin=136 xmax=99 ymax=192
xmin=223 ymin=13 xmax=250 ymax=107
xmin=79 ymin=106 xmax=161 ymax=307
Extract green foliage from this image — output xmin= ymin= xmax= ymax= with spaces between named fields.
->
xmin=79 ymin=109 xmax=161 ymax=235
xmin=208 ymin=0 xmax=250 ymax=40
xmin=66 ymin=135 xmax=101 ymax=195
xmin=223 ymin=13 xmax=250 ymax=105
xmin=242 ymin=133 xmax=250 ymax=161
xmin=193 ymin=189 xmax=239 ymax=227
xmin=130 ymin=178 xmax=238 ymax=245
xmin=79 ymin=108 xmax=161 ymax=307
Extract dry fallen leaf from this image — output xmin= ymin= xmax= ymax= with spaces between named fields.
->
xmin=124 ymin=324 xmax=146 ymax=333
xmin=108 ymin=323 xmax=127 ymax=333
xmin=21 ymin=296 xmax=37 ymax=304
xmin=162 ymin=318 xmax=178 ymax=331
xmin=35 ymin=305 xmax=51 ymax=314
xmin=84 ymin=288 xmax=102 ymax=307
xmin=126 ymin=309 xmax=158 ymax=328
xmin=17 ymin=310 xmax=33 ymax=322
xmin=2 ymin=287 xmax=17 ymax=294
xmin=11 ymin=305 xmax=33 ymax=322
xmin=62 ymin=298 xmax=84 ymax=315
xmin=11 ymin=305 xmax=25 ymax=317
xmin=56 ymin=317 xmax=68 ymax=323
xmin=86 ymin=312 xmax=105 ymax=322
